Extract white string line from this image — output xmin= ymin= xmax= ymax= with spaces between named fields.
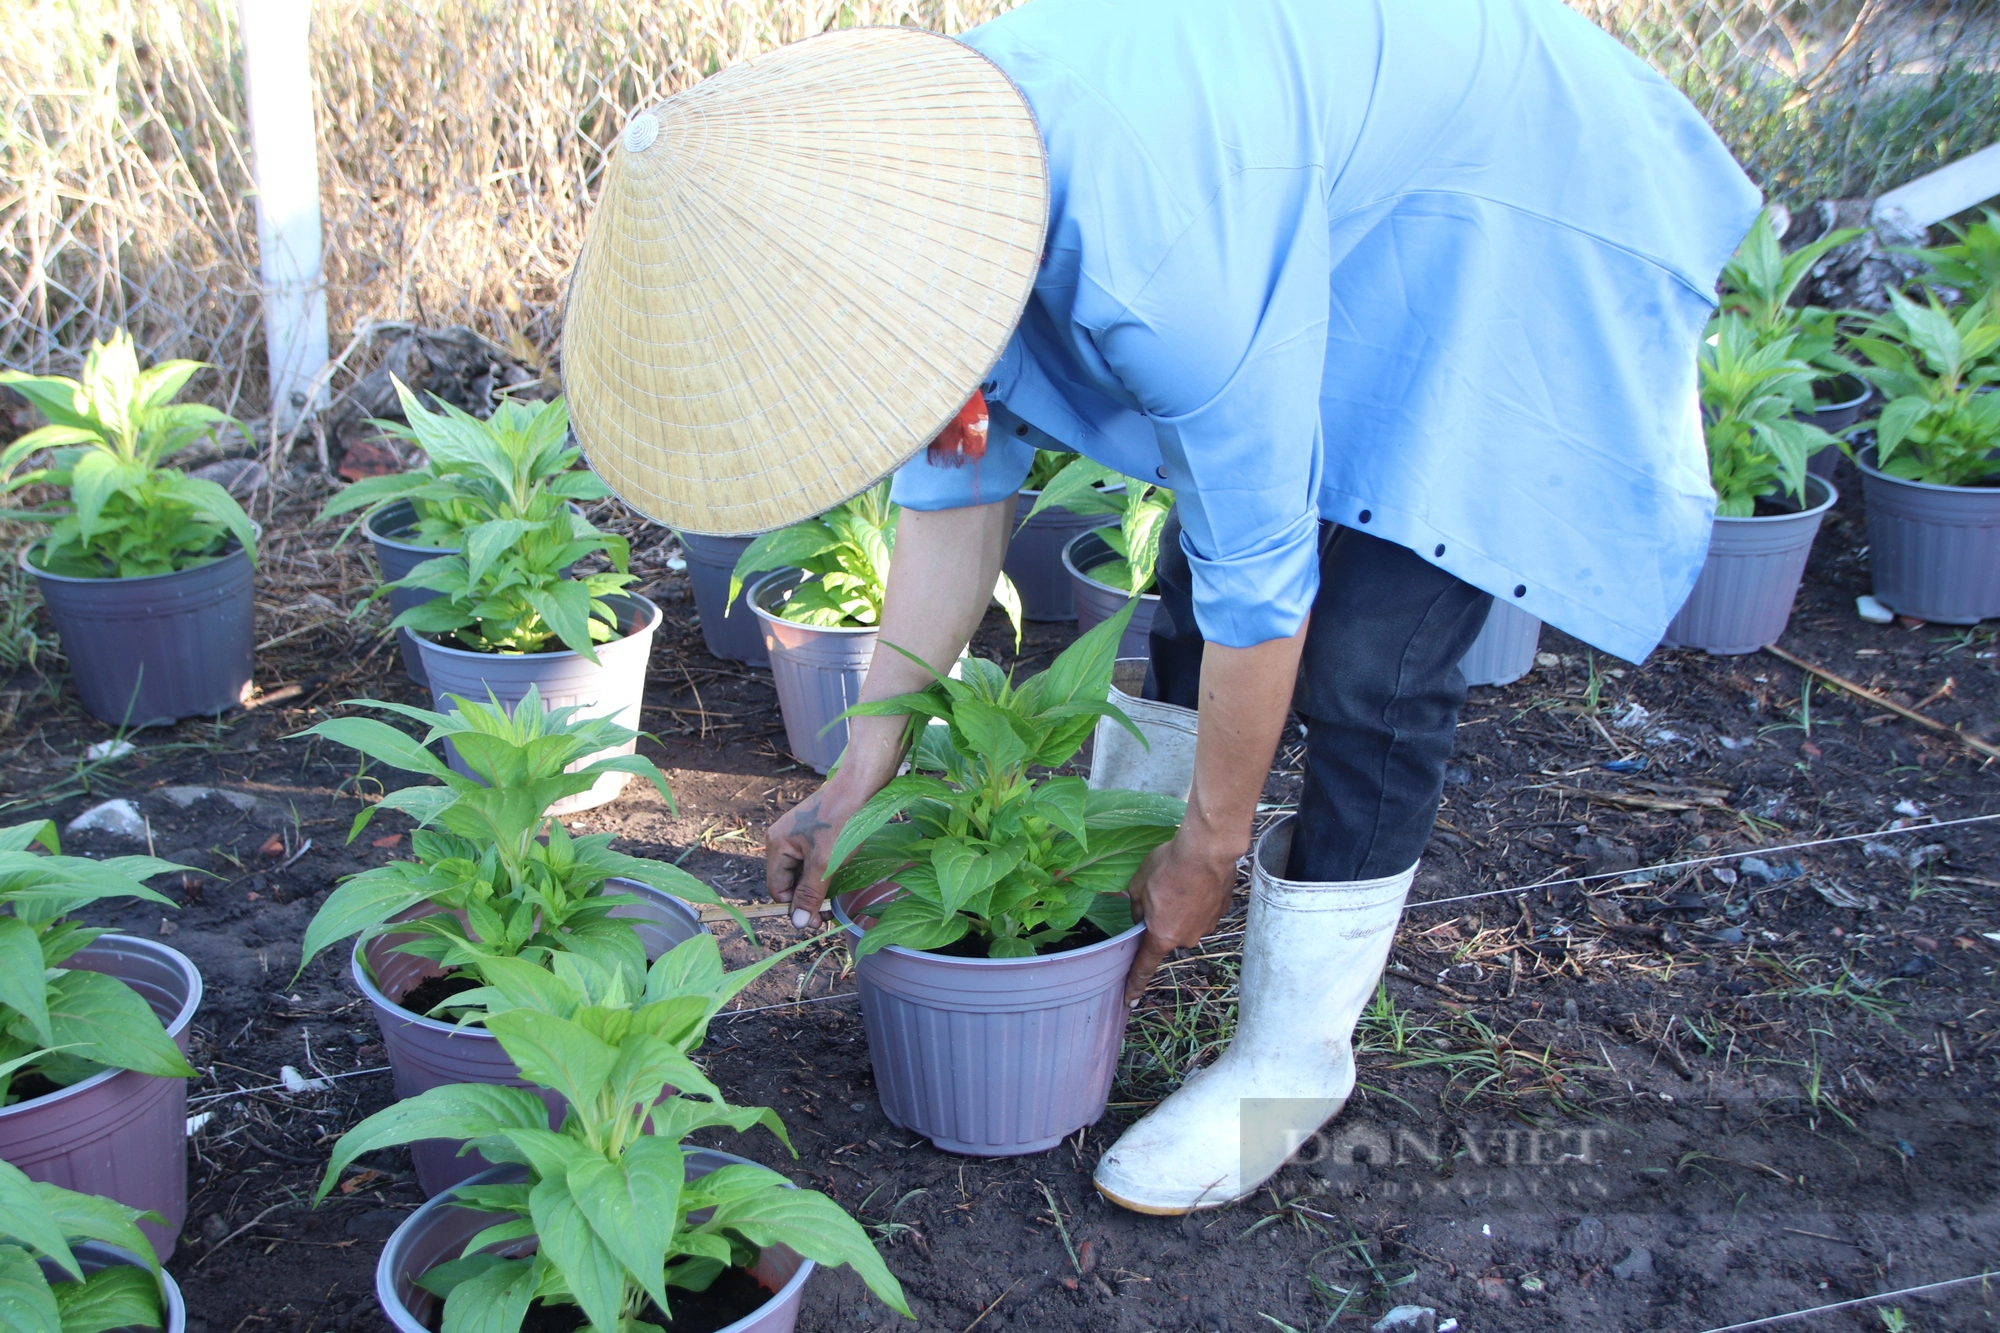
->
xmin=1693 ymin=1270 xmax=1999 ymax=1332
xmin=1405 ymin=811 xmax=2000 ymax=912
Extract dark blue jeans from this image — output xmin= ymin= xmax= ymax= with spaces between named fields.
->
xmin=1145 ymin=510 xmax=1492 ymax=882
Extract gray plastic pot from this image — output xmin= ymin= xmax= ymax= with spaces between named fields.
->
xmin=833 ymin=885 xmax=1145 ymax=1156
xmin=353 ymin=880 xmax=705 ymax=1197
xmin=0 ymin=936 xmax=201 ymax=1261
xmin=1458 ymin=600 xmax=1543 ymax=687
xmin=1857 ymin=445 xmax=2000 ymax=624
xmin=1062 ymin=530 xmax=1158 ymax=659
xmin=678 ymin=531 xmax=770 ymax=666
xmin=749 ymin=571 xmax=877 ymax=776
xmin=415 ymin=593 xmax=661 ymax=816
xmin=1661 ymin=475 xmax=1836 ymax=655
xmin=376 ymin=1153 xmax=814 ymax=1333
xmin=364 ymin=500 xmax=457 ymax=687
xmin=1004 ymin=492 xmax=1118 ymax=622
xmin=26 ymin=540 xmax=254 ymax=729
xmin=1804 ymin=376 xmax=1872 ymax=482
xmin=36 ymin=1242 xmax=186 ymax=1332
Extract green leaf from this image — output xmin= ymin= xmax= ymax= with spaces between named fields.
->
xmin=824 ymin=774 xmax=954 ymax=874
xmin=317 ymin=1083 xmax=550 ymax=1201
xmin=567 ymin=1140 xmax=680 ymax=1313
xmin=700 ymin=1186 xmax=910 ymax=1317
xmin=528 ymin=1174 xmax=626 ymax=1333
xmin=462 ymin=520 xmax=535 ymax=588
xmin=33 ymin=1179 xmax=156 ymax=1267
xmin=298 ymin=871 xmax=441 ymax=973
xmin=296 ymin=717 xmax=454 ymax=780
xmin=0 ymin=1245 xmax=59 ymax=1333
xmin=482 ymin=1009 xmax=617 ymax=1110
xmin=438 ymin=1256 xmax=537 ymax=1333
xmin=649 ymin=1099 xmax=792 ymax=1152
xmin=51 ymin=1264 xmax=162 ymax=1333
xmin=0 ymin=1163 xmax=77 ymax=1280
xmin=0 ymin=917 xmax=52 ymax=1045
xmin=43 ymin=970 xmax=194 ymax=1079
xmin=521 ymin=581 xmax=600 ymax=663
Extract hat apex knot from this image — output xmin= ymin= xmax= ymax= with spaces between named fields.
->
xmin=623 ymin=113 xmax=660 ymax=155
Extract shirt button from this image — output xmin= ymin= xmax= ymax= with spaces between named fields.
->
xmin=1015 ymin=424 xmax=1029 ymax=437
xmin=1513 ymin=584 xmax=1528 ymax=598
xmin=1358 ymin=509 xmax=1372 ymax=524
xmin=1434 ymin=544 xmax=1446 ymax=557
xmin=1155 ymin=467 xmax=1167 ymax=480
xmin=980 ymin=380 xmax=996 ymax=394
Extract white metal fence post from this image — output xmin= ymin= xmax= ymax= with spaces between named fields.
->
xmin=239 ymin=0 xmax=328 ymax=435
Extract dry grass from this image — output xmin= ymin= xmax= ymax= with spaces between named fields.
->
xmin=6 ymin=0 xmax=2000 ymax=418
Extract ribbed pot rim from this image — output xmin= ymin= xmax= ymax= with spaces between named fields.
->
xmin=412 ymin=592 xmax=661 ymax=663
xmin=1812 ymin=375 xmax=1871 ymax=414
xmin=351 ymin=880 xmax=699 ymax=1040
xmin=1713 ymin=473 xmax=1838 ymax=526
xmin=1061 ymin=530 xmax=1160 ymax=602
xmin=1854 ymin=444 xmax=2000 ymax=496
xmin=376 ymin=1156 xmax=815 ymax=1333
xmin=746 ymin=568 xmax=882 ymax=637
xmin=362 ymin=499 xmax=459 ymax=556
xmin=831 ymin=887 xmax=1145 ymax=968
xmin=21 ymin=524 xmax=261 ymax=586
xmin=0 ymin=936 xmax=201 ymax=1120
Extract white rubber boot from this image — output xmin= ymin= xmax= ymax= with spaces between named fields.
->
xmin=1087 ymin=660 xmax=1198 ymax=799
xmin=1094 ymin=815 xmax=1414 ymax=1214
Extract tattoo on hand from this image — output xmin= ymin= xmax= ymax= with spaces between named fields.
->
xmin=788 ymin=795 xmax=833 ymax=841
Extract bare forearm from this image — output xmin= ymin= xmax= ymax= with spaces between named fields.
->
xmin=1185 ymin=628 xmax=1309 ymax=859
xmin=829 ymin=499 xmax=1015 ymax=798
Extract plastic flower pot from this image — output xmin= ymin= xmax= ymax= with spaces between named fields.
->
xmin=1856 ymin=445 xmax=2000 ymax=624
xmin=414 ymin=592 xmax=662 ymax=816
xmin=749 ymin=570 xmax=877 ymax=776
xmin=1003 ymin=491 xmax=1118 ymax=622
xmin=364 ymin=499 xmax=458 ymax=687
xmin=36 ymin=1241 xmax=187 ymax=1333
xmin=1458 ymin=601 xmax=1543 ymax=687
xmin=677 ymin=531 xmax=770 ymax=666
xmin=352 ymin=880 xmax=706 ymax=1197
xmin=1062 ymin=530 xmax=1158 ymax=659
xmin=25 ymin=538 xmax=254 ymax=729
xmin=376 ymin=1153 xmax=815 ymax=1333
xmin=1660 ymin=475 xmax=1836 ymax=655
xmin=832 ymin=885 xmax=1145 ymax=1157
xmin=1804 ymin=376 xmax=1872 ymax=483
xmin=0 ymin=936 xmax=202 ymax=1261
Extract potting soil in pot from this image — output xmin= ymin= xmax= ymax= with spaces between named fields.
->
xmin=496 ymin=1271 xmax=773 ymax=1333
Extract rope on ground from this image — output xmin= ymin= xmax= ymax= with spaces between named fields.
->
xmin=1407 ymin=811 xmax=2000 ymax=912
xmin=1693 ymin=1270 xmax=1999 ymax=1332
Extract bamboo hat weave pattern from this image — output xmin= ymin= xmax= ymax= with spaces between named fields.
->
xmin=564 ymin=27 xmax=1050 ymax=535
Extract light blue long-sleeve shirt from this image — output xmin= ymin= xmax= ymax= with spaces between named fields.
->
xmin=890 ymin=0 xmax=1761 ymax=661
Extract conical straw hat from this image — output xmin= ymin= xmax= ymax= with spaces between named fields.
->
xmin=563 ymin=26 xmax=1050 ymax=536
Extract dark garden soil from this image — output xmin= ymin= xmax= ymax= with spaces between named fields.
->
xmin=1 ymin=457 xmax=1997 ymax=1332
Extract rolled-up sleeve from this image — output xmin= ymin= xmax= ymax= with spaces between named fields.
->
xmin=888 ymin=381 xmax=1039 ymax=512
xmin=1097 ymin=169 xmax=1331 ymax=647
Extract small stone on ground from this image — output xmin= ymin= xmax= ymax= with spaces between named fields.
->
xmin=65 ymin=798 xmax=147 ymax=841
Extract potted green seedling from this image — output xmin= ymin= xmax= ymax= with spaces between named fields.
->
xmin=323 ymin=956 xmax=910 ymax=1332
xmin=825 ymin=604 xmax=1183 ymax=1155
xmin=1003 ymin=447 xmax=1117 ymax=622
xmin=374 ymin=418 xmax=656 ymax=813
xmin=0 ymin=1159 xmax=186 ymax=1332
xmin=1846 ymin=290 xmax=2000 ymax=623
xmin=1908 ymin=204 xmax=2000 ymax=306
xmin=1716 ymin=207 xmax=1868 ymax=474
xmin=0 ymin=820 xmax=201 ymax=1259
xmin=320 ymin=385 xmax=599 ymax=686
xmin=1662 ymin=315 xmax=1840 ymax=655
xmin=0 ymin=332 xmax=257 ymax=727
xmin=731 ymin=482 xmax=1022 ymax=774
xmin=294 ymin=687 xmax=747 ymax=1194
xmin=1040 ymin=460 xmax=1173 ymax=656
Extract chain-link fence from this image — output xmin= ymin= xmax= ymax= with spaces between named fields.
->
xmin=6 ymin=0 xmax=2000 ymax=416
